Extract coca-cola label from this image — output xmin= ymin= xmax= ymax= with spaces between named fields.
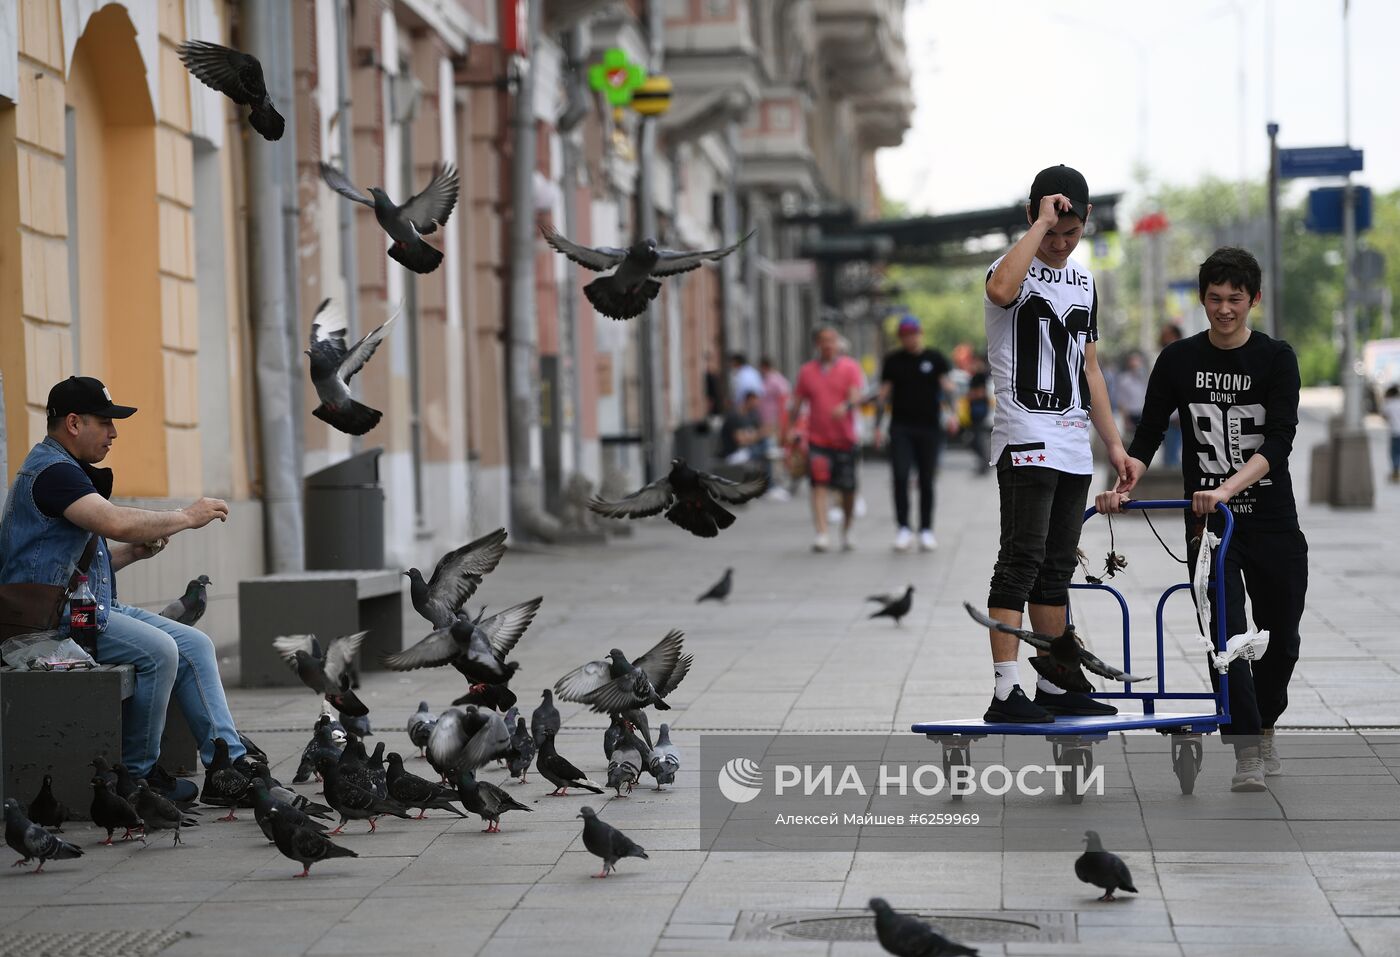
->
xmin=70 ymin=609 xmax=94 ymax=627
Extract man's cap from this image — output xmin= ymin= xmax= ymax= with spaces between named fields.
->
xmin=46 ymin=376 xmax=137 ymax=420
xmin=1029 ymin=165 xmax=1090 ymax=221
xmin=897 ymin=315 xmax=921 ymax=334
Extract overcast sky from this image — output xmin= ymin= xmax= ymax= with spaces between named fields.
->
xmin=877 ymin=0 xmax=1400 ymax=216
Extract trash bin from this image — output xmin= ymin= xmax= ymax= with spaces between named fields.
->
xmin=303 ymin=448 xmax=385 ymax=570
xmin=673 ymin=422 xmax=717 ymax=467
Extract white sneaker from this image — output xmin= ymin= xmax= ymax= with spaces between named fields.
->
xmin=763 ymin=486 xmax=791 ymax=503
xmin=1231 ymin=746 xmax=1267 ymax=792
xmin=812 ymin=533 xmax=830 ymax=553
xmin=854 ymin=496 xmax=868 ymax=518
xmin=827 ymin=506 xmax=844 ymax=523
xmin=1259 ymin=730 xmax=1282 ymax=776
xmin=841 ymin=530 xmax=855 ymax=552
xmin=893 ymin=527 xmax=914 ymax=552
xmin=919 ymin=530 xmax=937 ymax=552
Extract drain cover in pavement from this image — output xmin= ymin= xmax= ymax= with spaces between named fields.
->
xmin=0 ymin=930 xmax=189 ymax=957
xmin=732 ymin=909 xmax=1075 ymax=943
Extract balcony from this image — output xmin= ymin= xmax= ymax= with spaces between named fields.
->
xmin=737 ymin=91 xmax=819 ymax=197
xmin=811 ymin=0 xmax=909 ymax=98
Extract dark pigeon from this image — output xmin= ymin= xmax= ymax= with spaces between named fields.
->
xmin=451 ymin=677 xmax=518 ymax=713
xmin=249 ymin=778 xmax=328 ymax=846
xmin=646 ymin=724 xmax=681 ymax=790
xmin=555 ymin=630 xmax=692 ymax=714
xmin=131 ymin=780 xmax=199 ymax=847
xmin=589 ymin=457 xmax=767 ymax=538
xmin=251 ymin=766 xmax=333 ymax=820
xmin=177 ymin=40 xmax=284 ymax=140
xmin=112 ymin=763 xmax=138 ymax=802
xmin=578 ymin=805 xmax=648 ymax=878
xmin=272 ymin=632 xmax=369 ymax=716
xmin=384 ymin=598 xmax=541 ymax=687
xmin=159 ymin=575 xmax=212 ymax=626
xmin=407 ymin=701 xmax=437 ymax=757
xmin=868 ymin=586 xmax=914 ymax=627
xmin=385 ymin=752 xmax=465 ymax=819
xmin=268 ymin=806 xmax=357 ymax=879
xmin=4 ymin=799 xmax=82 ymax=874
xmin=239 ymin=732 xmax=270 ymax=766
xmin=339 ymin=710 xmax=373 ymax=738
xmin=90 ymin=778 xmax=144 ymax=845
xmin=531 ymin=689 xmax=561 ymax=743
xmin=427 ymin=706 xmax=512 ymax=776
xmin=454 ymin=768 xmax=531 ymax=833
xmin=316 ymin=755 xmax=411 ymax=834
xmin=27 ymin=775 xmax=68 ymax=831
xmin=364 ymin=741 xmax=389 ymax=799
xmin=542 ymin=224 xmax=754 ymax=321
xmin=200 ymin=738 xmax=255 ymax=821
xmin=321 ymin=161 xmax=459 ymax=274
xmin=506 ymin=717 xmax=535 ymax=782
xmin=536 ymin=730 xmax=604 ymax=796
xmin=336 ymin=738 xmax=378 ymax=796
xmin=90 ymin=756 xmax=118 ymax=787
xmin=869 ymin=897 xmax=979 ymax=956
xmin=1076 ymin=830 xmax=1139 ymax=902
xmin=305 ymin=298 xmax=399 ymax=436
xmin=963 ymin=603 xmax=1150 ymax=693
xmin=403 ymin=529 xmax=509 ymax=630
xmin=697 ymin=568 xmax=733 ymax=603
xmin=294 ymin=714 xmax=344 ymax=784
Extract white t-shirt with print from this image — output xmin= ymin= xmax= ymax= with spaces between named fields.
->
xmin=984 ymin=254 xmax=1100 ymax=475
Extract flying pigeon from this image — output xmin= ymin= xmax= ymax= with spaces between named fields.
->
xmin=646 ymin=724 xmax=681 ymax=790
xmin=589 ymin=458 xmax=768 ymax=538
xmin=506 ymin=717 xmax=536 ymax=783
xmin=386 ymin=752 xmax=466 ymax=819
xmin=578 ymin=805 xmax=649 ymax=878
xmin=130 ymin=780 xmax=199 ymax=847
xmin=268 ymin=805 xmax=358 ymax=878
xmin=869 ymin=897 xmax=980 ymax=956
xmin=697 ymin=568 xmax=733 ymax=603
xmin=383 ymin=598 xmax=542 ymax=687
xmin=306 ymin=298 xmax=400 ymax=436
xmin=4 ymin=799 xmax=82 ymax=874
xmin=963 ymin=603 xmax=1149 ymax=694
xmin=407 ymin=701 xmax=437 ymax=758
xmin=273 ymin=632 xmax=369 ymax=717
xmin=315 ymin=755 xmax=411 ymax=834
xmin=320 ymin=161 xmax=459 ymax=274
xmin=159 ymin=575 xmax=212 ymax=626
xmin=451 ymin=678 xmax=518 ymax=713
xmin=454 ymin=768 xmax=531 ymax=833
xmin=426 ymin=706 xmax=512 ymax=776
xmin=536 ymin=730 xmax=604 ymax=796
xmin=27 ymin=775 xmax=68 ymax=832
xmin=555 ymin=630 xmax=692 ymax=713
xmin=531 ymin=689 xmax=561 ymax=743
xmin=542 ymin=224 xmax=755 ymax=320
xmin=90 ymin=777 xmax=144 ymax=844
xmin=404 ymin=530 xmax=509 ymax=630
xmin=867 ymin=587 xmax=914 ymax=626
xmin=177 ymin=40 xmax=284 ymax=140
xmin=1075 ymin=830 xmax=1139 ymax=902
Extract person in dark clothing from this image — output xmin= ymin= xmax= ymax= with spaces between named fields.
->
xmin=966 ymin=353 xmax=992 ymax=476
xmin=874 ymin=316 xmax=952 ymax=552
xmin=719 ymin=390 xmax=768 ymax=472
xmin=1100 ymin=247 xmax=1306 ymax=793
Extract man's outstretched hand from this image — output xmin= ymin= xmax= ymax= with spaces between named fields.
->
xmin=182 ymin=497 xmax=229 ymax=530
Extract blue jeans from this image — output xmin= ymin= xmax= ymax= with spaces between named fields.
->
xmin=95 ymin=603 xmax=245 ymax=776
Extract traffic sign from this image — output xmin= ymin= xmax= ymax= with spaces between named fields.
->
xmin=1279 ymin=146 xmax=1364 ymax=179
xmin=1305 ymin=186 xmax=1372 ymax=234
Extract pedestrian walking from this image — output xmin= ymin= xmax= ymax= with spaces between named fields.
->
xmin=1384 ymin=384 xmax=1400 ymax=483
xmin=786 ymin=327 xmax=865 ymax=552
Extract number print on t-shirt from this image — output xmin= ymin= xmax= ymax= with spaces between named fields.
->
xmin=1187 ymin=402 xmax=1266 ymax=475
xmin=1011 ymin=295 xmax=1093 ymax=414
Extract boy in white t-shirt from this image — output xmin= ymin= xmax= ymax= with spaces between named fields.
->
xmin=981 ymin=165 xmax=1140 ymax=723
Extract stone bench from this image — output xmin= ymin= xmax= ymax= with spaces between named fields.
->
xmin=238 ymin=569 xmax=403 ymax=688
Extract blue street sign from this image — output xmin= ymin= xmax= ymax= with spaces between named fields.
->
xmin=1305 ymin=186 xmax=1371 ymax=234
xmin=1279 ymin=146 xmax=1364 ymax=179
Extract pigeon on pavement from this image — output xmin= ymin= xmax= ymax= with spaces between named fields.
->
xmin=963 ymin=603 xmax=1150 ymax=694
xmin=606 ymin=735 xmax=643 ymax=797
xmin=294 ymin=713 xmax=345 ymax=784
xmin=1076 ymin=830 xmax=1139 ymax=902
xmin=112 ymin=763 xmax=138 ymax=802
xmin=250 ymin=766 xmax=332 ymax=820
xmin=697 ymin=568 xmax=733 ymax=603
xmin=273 ymin=632 xmax=369 ymax=716
xmin=306 ymin=298 xmax=400 ymax=436
xmin=4 ymin=799 xmax=82 ymax=874
xmin=200 ymin=739 xmax=256 ymax=821
xmin=386 ymin=752 xmax=465 ymax=819
xmin=320 ymin=161 xmax=459 ymax=274
xmin=869 ymin=898 xmax=980 ymax=956
xmin=555 ymin=630 xmax=692 ymax=713
xmin=131 ymin=780 xmax=198 ymax=847
xmin=159 ymin=575 xmax=212 ymax=626
xmin=316 ymin=755 xmax=411 ymax=834
xmin=531 ymin=689 xmax=561 ymax=743
xmin=90 ymin=778 xmax=144 ymax=845
xmin=90 ymin=756 xmax=118 ymax=787
xmin=868 ymin=587 xmax=915 ymax=627
xmin=364 ymin=742 xmax=389 ymax=798
xmin=578 ymin=805 xmax=648 ymax=878
xmin=404 ymin=530 xmax=509 ymax=630
xmin=383 ymin=598 xmax=541 ymax=686
xmin=536 ymin=730 xmax=604 ymax=796
xmin=542 ymin=225 xmax=754 ymax=320
xmin=249 ymin=778 xmax=327 ymax=846
xmin=427 ymin=706 xmax=512 ymax=775
xmin=27 ymin=775 xmax=68 ymax=832
xmin=454 ymin=768 xmax=531 ymax=833
xmin=407 ymin=701 xmax=437 ymax=758
xmin=268 ymin=806 xmax=358 ymax=878
xmin=177 ymin=40 xmax=284 ymax=140
xmin=646 ymin=724 xmax=681 ymax=790
xmin=506 ymin=717 xmax=535 ymax=783
xmin=589 ymin=458 xmax=767 ymax=538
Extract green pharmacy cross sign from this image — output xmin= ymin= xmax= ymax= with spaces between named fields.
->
xmin=589 ymin=48 xmax=646 ymax=107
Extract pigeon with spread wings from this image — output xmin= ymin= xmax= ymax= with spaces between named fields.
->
xmin=177 ymin=40 xmax=284 ymax=140
xmin=542 ymin=225 xmax=754 ymax=320
xmin=962 ymin=603 xmax=1149 ymax=694
xmin=555 ymin=630 xmax=692 ymax=714
xmin=273 ymin=632 xmax=370 ymax=717
xmin=404 ymin=529 xmax=509 ymax=630
xmin=320 ymin=162 xmax=459 ymax=274
xmin=306 ymin=298 xmax=400 ymax=436
xmin=589 ymin=458 xmax=767 ymax=538
xmin=382 ymin=597 xmax=541 ymax=688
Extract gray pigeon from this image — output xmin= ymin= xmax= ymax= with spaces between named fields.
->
xmin=404 ymin=530 xmax=509 ymax=630
xmin=506 ymin=717 xmax=535 ymax=782
xmin=4 ymin=798 xmax=82 ymax=873
xmin=868 ymin=586 xmax=914 ymax=626
xmin=531 ymin=689 xmax=561 ymax=743
xmin=578 ymin=805 xmax=648 ymax=878
xmin=542 ymin=225 xmax=754 ymax=320
xmin=268 ymin=805 xmax=357 ymax=878
xmin=383 ymin=597 xmax=541 ymax=683
xmin=272 ymin=632 xmax=369 ymax=716
xmin=1075 ymin=830 xmax=1139 ymax=902
xmin=159 ymin=575 xmax=212 ymax=626
xmin=385 ymin=752 xmax=466 ymax=819
xmin=554 ymin=630 xmax=692 ymax=714
xmin=606 ymin=735 xmax=643 ymax=797
xmin=305 ymin=298 xmax=399 ymax=436
xmin=646 ymin=724 xmax=681 ymax=790
xmin=427 ymin=706 xmax=512 ymax=775
xmin=454 ymin=768 xmax=531 ymax=833
xmin=321 ymin=162 xmax=459 ymax=274
xmin=177 ymin=40 xmax=284 ymax=140
xmin=869 ymin=897 xmax=979 ymax=956
xmin=407 ymin=701 xmax=437 ymax=758
xmin=697 ymin=568 xmax=733 ymax=603
xmin=130 ymin=780 xmax=199 ymax=847
xmin=588 ymin=458 xmax=768 ymax=538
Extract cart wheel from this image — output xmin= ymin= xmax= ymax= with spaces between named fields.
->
xmin=1061 ymin=747 xmax=1093 ymax=805
xmin=1172 ymin=737 xmax=1203 ymax=796
xmin=943 ymin=744 xmax=970 ymax=802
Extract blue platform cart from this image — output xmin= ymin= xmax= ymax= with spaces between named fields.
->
xmin=911 ymin=500 xmax=1235 ymax=803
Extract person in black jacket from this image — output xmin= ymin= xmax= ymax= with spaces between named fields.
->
xmin=1099 ymin=247 xmax=1306 ymax=793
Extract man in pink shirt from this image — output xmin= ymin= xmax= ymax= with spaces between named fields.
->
xmin=757 ymin=356 xmax=790 ymax=433
xmin=786 ymin=326 xmax=865 ymax=552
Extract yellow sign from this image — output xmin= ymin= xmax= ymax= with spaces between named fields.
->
xmin=631 ymin=75 xmax=672 ymax=117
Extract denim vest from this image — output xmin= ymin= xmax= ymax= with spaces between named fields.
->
xmin=0 ymin=437 xmax=115 ymax=632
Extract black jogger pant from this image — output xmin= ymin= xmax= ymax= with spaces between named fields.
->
xmin=890 ymin=423 xmax=941 ymax=531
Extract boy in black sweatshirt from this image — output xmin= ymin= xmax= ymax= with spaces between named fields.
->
xmin=1098 ymin=247 xmax=1307 ymax=793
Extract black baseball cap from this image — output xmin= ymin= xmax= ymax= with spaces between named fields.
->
xmin=46 ymin=376 xmax=137 ymax=419
xmin=1029 ymin=165 xmax=1090 ymax=222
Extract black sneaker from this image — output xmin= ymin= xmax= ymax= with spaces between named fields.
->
xmin=147 ymin=764 xmax=199 ymax=804
xmin=1034 ymin=688 xmax=1119 ymax=717
xmin=984 ymin=685 xmax=1054 ymax=723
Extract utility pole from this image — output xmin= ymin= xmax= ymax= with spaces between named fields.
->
xmin=1266 ymin=122 xmax=1281 ymax=338
xmin=635 ymin=0 xmax=666 ymax=483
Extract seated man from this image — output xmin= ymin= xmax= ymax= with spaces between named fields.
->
xmin=719 ymin=390 xmax=770 ymax=471
xmin=0 ymin=377 xmax=248 ymax=802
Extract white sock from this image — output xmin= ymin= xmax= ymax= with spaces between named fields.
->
xmin=993 ymin=661 xmax=1020 ymax=700
xmin=1037 ymin=675 xmax=1069 ymax=696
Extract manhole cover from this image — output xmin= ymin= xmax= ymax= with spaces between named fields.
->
xmin=732 ymin=909 xmax=1075 ymax=943
xmin=0 ymin=930 xmax=189 ymax=957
